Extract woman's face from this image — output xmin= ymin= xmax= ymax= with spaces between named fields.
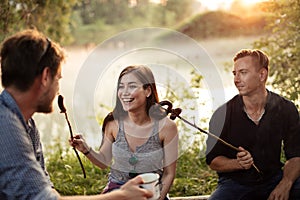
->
xmin=117 ymin=73 xmax=151 ymax=113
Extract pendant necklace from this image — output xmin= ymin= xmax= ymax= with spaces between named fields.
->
xmin=244 ymin=106 xmax=265 ymax=124
xmin=129 ymin=153 xmax=138 ymax=178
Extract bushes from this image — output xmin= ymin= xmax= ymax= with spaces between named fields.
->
xmin=169 ymin=140 xmax=217 ymax=197
xmin=47 ymin=145 xmax=109 ymax=195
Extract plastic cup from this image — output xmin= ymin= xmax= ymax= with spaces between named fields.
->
xmin=139 ymin=173 xmax=160 ymax=200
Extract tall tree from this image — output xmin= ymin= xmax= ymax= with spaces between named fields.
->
xmin=165 ymin=0 xmax=196 ymax=22
xmin=78 ymin=0 xmax=132 ymax=25
xmin=254 ymin=0 xmax=300 ymax=107
xmin=0 ymin=0 xmax=77 ymax=44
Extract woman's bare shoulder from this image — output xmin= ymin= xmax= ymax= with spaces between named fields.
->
xmin=159 ymin=117 xmax=178 ymax=137
xmin=104 ymin=119 xmax=119 ymax=137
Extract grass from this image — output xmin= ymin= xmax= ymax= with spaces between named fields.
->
xmin=46 ymin=139 xmax=217 ymax=197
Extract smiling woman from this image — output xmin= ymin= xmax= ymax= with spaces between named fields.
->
xmin=70 ymin=65 xmax=179 ymax=200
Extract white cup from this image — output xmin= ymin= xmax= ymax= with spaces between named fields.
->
xmin=140 ymin=173 xmax=160 ymax=200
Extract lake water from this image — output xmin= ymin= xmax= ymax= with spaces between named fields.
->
xmin=0 ymin=34 xmax=258 ymax=155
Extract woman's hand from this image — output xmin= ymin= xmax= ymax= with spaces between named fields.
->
xmin=69 ymin=134 xmax=90 ymax=154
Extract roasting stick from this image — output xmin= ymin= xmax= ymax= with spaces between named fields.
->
xmin=58 ymin=95 xmax=86 ymax=178
xmin=175 ymin=113 xmax=261 ymax=174
xmin=159 ymin=101 xmax=262 ymax=175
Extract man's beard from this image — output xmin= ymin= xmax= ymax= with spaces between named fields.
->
xmin=36 ymin=91 xmax=55 ymax=114
xmin=37 ymin=101 xmax=53 ymax=113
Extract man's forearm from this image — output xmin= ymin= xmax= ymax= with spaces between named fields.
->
xmin=281 ymin=157 xmax=300 ymax=186
xmin=209 ymin=156 xmax=244 ymax=173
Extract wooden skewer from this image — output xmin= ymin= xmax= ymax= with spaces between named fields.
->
xmin=175 ymin=114 xmax=261 ymax=174
xmin=158 ymin=101 xmax=262 ymax=175
xmin=58 ymin=95 xmax=87 ymax=178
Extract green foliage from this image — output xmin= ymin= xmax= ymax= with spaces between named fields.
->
xmin=170 ymin=140 xmax=217 ymax=197
xmin=253 ymin=0 xmax=300 ymax=108
xmin=47 ymin=143 xmax=110 ymax=195
xmin=0 ymin=0 xmax=77 ymax=44
xmin=165 ymin=0 xmax=197 ymax=23
xmin=76 ymin=0 xmax=131 ymax=25
xmin=176 ymin=11 xmax=268 ymax=40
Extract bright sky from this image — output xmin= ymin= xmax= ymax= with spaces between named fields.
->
xmin=198 ymin=0 xmax=266 ymax=10
xmin=150 ymin=0 xmax=267 ymax=10
xmin=198 ymin=0 xmax=233 ymax=10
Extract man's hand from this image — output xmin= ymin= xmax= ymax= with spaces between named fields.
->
xmin=119 ymin=176 xmax=153 ymax=200
xmin=267 ymin=180 xmax=291 ymax=200
xmin=236 ymin=147 xmax=254 ymax=170
xmin=268 ymin=157 xmax=300 ymax=200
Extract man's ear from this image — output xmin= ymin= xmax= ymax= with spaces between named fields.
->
xmin=40 ymin=67 xmax=51 ymax=87
xmin=259 ymin=68 xmax=268 ymax=82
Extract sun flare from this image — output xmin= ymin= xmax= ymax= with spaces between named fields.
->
xmin=241 ymin=0 xmax=266 ymax=6
xmin=198 ymin=0 xmax=267 ymax=10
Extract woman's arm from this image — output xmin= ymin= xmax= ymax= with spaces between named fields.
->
xmin=84 ymin=132 xmax=113 ymax=169
xmin=159 ymin=162 xmax=176 ymax=200
xmin=70 ymin=120 xmax=117 ymax=169
xmin=159 ymin=119 xmax=178 ymax=200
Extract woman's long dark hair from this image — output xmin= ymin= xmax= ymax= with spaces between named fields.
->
xmin=102 ymin=65 xmax=160 ymax=134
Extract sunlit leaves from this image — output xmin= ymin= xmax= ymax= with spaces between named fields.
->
xmin=0 ymin=0 xmax=78 ymax=44
xmin=254 ymin=0 xmax=300 ymax=108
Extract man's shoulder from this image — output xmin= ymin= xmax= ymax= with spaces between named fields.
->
xmin=0 ymin=90 xmax=22 ymax=121
xmin=215 ymin=94 xmax=240 ymax=111
xmin=0 ymin=100 xmax=17 ymax=120
xmin=0 ymin=101 xmax=23 ymax=136
xmin=227 ymin=94 xmax=241 ymax=103
xmin=267 ymin=91 xmax=297 ymax=110
xmin=210 ymin=95 xmax=238 ymax=120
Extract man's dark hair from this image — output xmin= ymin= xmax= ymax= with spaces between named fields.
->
xmin=0 ymin=29 xmax=65 ymax=91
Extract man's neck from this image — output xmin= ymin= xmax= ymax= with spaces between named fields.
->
xmin=242 ymin=89 xmax=268 ymax=110
xmin=6 ymin=87 xmax=36 ymax=122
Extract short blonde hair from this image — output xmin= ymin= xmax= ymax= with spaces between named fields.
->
xmin=233 ymin=49 xmax=269 ymax=71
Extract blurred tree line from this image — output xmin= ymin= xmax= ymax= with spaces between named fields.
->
xmin=70 ymin=0 xmax=199 ymax=45
xmin=77 ymin=0 xmax=195 ymax=26
xmin=0 ymin=0 xmax=198 ymax=44
xmin=176 ymin=10 xmax=267 ymax=39
xmin=0 ymin=0 xmax=299 ymax=107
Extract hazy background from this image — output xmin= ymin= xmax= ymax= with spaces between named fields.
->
xmin=1 ymin=0 xmax=298 ymax=153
